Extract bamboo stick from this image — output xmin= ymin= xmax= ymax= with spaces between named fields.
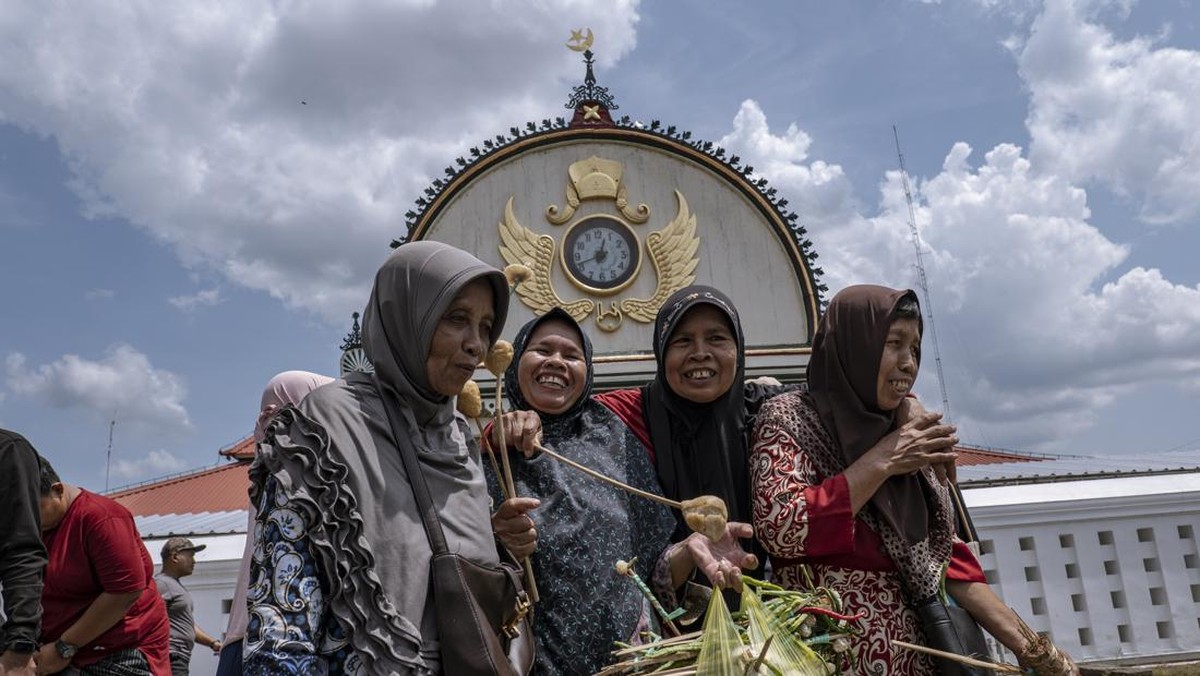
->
xmin=493 ymin=376 xmax=539 ymax=603
xmin=533 ymin=442 xmax=684 ymax=509
xmin=891 ymin=639 xmax=1023 ymax=673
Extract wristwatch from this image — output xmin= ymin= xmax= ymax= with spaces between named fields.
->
xmin=55 ymin=639 xmax=79 ymax=660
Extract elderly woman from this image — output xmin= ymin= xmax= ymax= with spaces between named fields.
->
xmin=216 ymin=371 xmax=334 ymax=676
xmin=587 ymin=286 xmax=785 ymax=601
xmin=485 ymin=308 xmax=677 ymax=675
xmin=751 ymin=285 xmax=1076 ymax=675
xmin=243 ymin=242 xmax=517 ymax=675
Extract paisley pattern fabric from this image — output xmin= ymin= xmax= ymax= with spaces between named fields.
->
xmin=243 ymin=477 xmax=359 ymax=676
xmin=751 ymin=391 xmax=953 ymax=675
xmin=486 ymin=401 xmax=676 ymax=675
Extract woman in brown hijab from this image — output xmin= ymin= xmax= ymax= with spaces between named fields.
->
xmin=751 ymin=285 xmax=1076 ymax=675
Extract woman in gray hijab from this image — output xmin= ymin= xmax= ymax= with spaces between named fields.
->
xmin=242 ymin=241 xmax=510 ymax=675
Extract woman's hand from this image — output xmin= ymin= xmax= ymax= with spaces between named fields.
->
xmin=868 ymin=411 xmax=958 ymax=478
xmin=669 ymin=522 xmax=759 ymax=592
xmin=844 ymin=411 xmax=958 ymax=513
xmin=896 ymin=399 xmax=956 ymax=484
xmin=489 ymin=411 xmax=543 ymax=458
xmin=491 ymin=497 xmax=540 ymax=559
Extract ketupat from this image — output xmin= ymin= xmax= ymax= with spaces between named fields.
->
xmin=599 ymin=576 xmax=861 ymax=675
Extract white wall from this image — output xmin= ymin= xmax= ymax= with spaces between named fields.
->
xmin=964 ymin=473 xmax=1200 ymax=663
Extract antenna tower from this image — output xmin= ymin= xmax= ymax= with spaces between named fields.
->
xmin=893 ymin=126 xmax=951 ymax=418
xmin=104 ymin=418 xmax=116 ymax=491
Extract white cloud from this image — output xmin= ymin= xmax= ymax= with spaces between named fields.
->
xmin=168 ymin=288 xmax=221 ymax=311
xmin=0 ymin=1 xmax=640 ymax=322
xmin=6 ymin=345 xmax=191 ymax=435
xmin=85 ymin=288 xmax=116 ymax=301
xmin=720 ymin=99 xmax=1200 ymax=450
xmin=110 ymin=449 xmax=187 ymax=480
xmin=1018 ymin=0 xmax=1200 ymax=224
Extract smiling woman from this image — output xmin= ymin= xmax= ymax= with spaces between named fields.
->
xmin=486 ymin=308 xmax=676 ymax=675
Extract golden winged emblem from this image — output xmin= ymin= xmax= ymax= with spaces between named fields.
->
xmin=498 ymin=186 xmax=700 ymax=329
xmin=497 ymin=197 xmax=595 ymax=321
xmin=620 ymin=190 xmax=700 ymax=322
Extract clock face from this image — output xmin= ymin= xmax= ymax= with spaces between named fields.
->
xmin=561 ymin=215 xmax=641 ymax=295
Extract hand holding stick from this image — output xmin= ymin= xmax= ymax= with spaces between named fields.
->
xmin=457 ymin=380 xmax=508 ymax=501
xmin=486 ymin=341 xmax=539 ymax=602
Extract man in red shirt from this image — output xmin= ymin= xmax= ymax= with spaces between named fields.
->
xmin=35 ymin=456 xmax=170 ymax=675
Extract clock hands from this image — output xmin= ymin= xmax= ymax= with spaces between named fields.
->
xmin=580 ymin=237 xmax=610 ymax=267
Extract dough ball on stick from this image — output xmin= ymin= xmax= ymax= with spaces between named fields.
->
xmin=485 ymin=340 xmax=514 ymax=377
xmin=503 ymin=264 xmax=533 ymax=288
xmin=456 ymin=380 xmax=483 ymax=418
xmin=681 ymin=495 xmax=728 ymax=543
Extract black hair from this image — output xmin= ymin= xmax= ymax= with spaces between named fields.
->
xmin=894 ymin=296 xmax=921 ymax=321
xmin=38 ymin=454 xmax=60 ymax=496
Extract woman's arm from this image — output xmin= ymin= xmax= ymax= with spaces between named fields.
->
xmin=842 ymin=410 xmax=959 ymax=513
xmin=946 ymin=581 xmax=1079 ymax=675
xmin=751 ymin=411 xmax=859 ymax=559
xmin=243 ymin=478 xmax=334 ymax=675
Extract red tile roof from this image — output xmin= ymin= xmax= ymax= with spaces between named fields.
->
xmin=108 ymin=440 xmax=1039 ymax=518
xmin=955 ymin=445 xmax=1046 ymax=467
xmin=219 ymin=435 xmax=256 ymax=461
xmin=108 ymin=462 xmax=251 ymax=517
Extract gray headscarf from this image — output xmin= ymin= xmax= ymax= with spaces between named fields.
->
xmin=363 ymin=240 xmax=508 ymax=426
xmin=251 ymin=241 xmax=509 ymax=674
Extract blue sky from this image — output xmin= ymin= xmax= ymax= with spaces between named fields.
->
xmin=2 ymin=0 xmax=1199 ymax=488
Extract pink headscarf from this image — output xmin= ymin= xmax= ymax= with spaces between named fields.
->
xmin=253 ymin=370 xmax=336 ymax=442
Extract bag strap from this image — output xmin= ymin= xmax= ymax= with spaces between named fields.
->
xmin=376 ymin=379 xmax=451 ymax=556
xmin=949 ymin=481 xmax=980 ymax=544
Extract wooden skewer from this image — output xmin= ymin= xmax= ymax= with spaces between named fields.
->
xmin=891 ymin=639 xmax=1023 ymax=673
xmin=494 ymin=378 xmax=539 ymax=603
xmin=533 ymin=442 xmax=684 ymax=510
xmin=471 ymin=418 xmax=509 ymax=502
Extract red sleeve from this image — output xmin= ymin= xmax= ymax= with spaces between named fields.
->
xmin=594 ymin=389 xmax=651 ymax=458
xmin=947 ymin=540 xmax=987 ymax=583
xmin=751 ymin=415 xmax=858 ymax=559
xmin=86 ymin=513 xmax=150 ymax=594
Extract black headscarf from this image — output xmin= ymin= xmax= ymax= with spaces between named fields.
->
xmin=494 ymin=309 xmax=675 ymax=673
xmin=503 ymin=307 xmax=594 ymax=422
xmin=641 ymin=286 xmax=751 ymax=531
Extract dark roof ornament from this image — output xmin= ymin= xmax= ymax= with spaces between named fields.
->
xmin=339 ymin=312 xmax=374 ymax=375
xmin=565 ymin=29 xmax=617 ymax=128
xmin=388 ymin=30 xmax=825 ymax=305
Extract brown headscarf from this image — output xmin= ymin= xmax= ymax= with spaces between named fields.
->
xmin=808 ymin=284 xmax=928 ymax=544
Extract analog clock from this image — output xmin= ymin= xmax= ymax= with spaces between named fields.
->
xmin=560 ymin=215 xmax=641 ymax=295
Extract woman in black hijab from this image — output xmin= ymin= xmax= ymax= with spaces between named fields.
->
xmin=589 ymin=286 xmax=787 ymax=609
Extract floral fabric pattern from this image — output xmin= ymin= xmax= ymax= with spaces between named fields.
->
xmin=751 ymin=392 xmax=941 ymax=675
xmin=243 ymin=477 xmax=359 ymax=676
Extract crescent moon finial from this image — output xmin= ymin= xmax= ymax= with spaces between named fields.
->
xmin=567 ymin=27 xmax=594 ymax=52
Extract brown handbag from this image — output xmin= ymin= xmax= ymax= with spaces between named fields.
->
xmin=384 ymin=397 xmax=535 ymax=675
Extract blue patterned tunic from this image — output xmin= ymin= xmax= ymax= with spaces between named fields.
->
xmin=242 ymin=477 xmax=360 ymax=675
xmin=487 ymin=399 xmax=676 ymax=675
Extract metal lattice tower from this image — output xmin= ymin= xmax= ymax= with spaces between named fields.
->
xmin=893 ymin=126 xmax=951 ymax=419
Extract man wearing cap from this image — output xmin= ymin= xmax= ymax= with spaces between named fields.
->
xmin=36 ymin=455 xmax=170 ymax=674
xmin=155 ymin=538 xmax=221 ymax=676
